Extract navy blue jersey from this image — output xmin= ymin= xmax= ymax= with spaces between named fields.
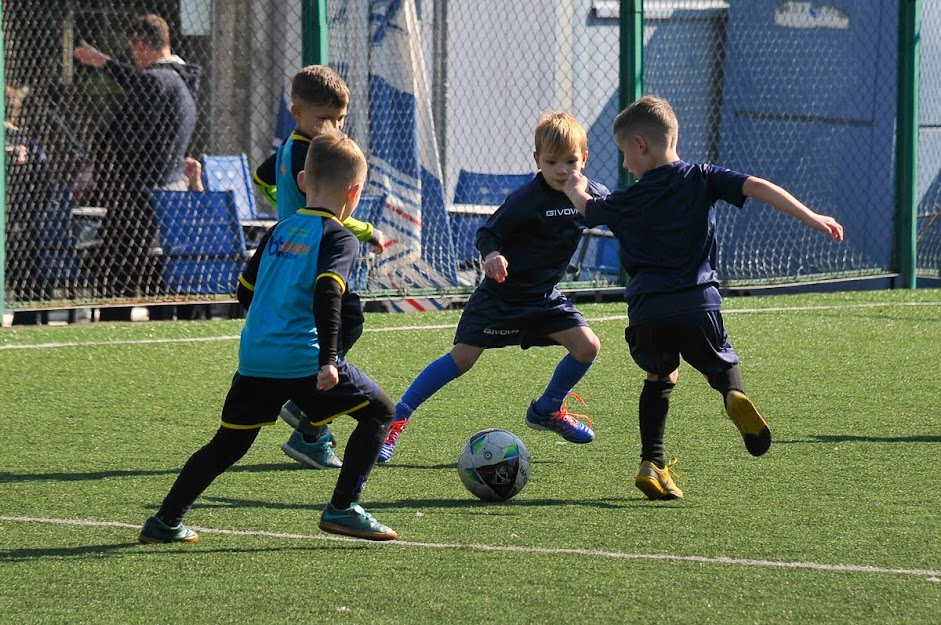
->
xmin=584 ymin=161 xmax=749 ymax=324
xmin=476 ymin=172 xmax=610 ymax=300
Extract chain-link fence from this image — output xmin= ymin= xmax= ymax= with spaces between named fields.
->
xmin=2 ymin=0 xmax=939 ymax=317
xmin=917 ymin=0 xmax=941 ymax=279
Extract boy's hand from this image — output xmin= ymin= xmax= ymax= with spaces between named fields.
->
xmin=483 ymin=252 xmax=508 ymax=283
xmin=564 ymin=171 xmax=589 ymax=197
xmin=563 ymin=172 xmax=591 ymax=214
xmin=370 ymin=228 xmax=388 ymax=254
xmin=317 ymin=364 xmax=339 ymax=391
xmin=807 ymin=214 xmax=844 ymax=243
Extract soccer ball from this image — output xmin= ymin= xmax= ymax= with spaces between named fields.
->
xmin=457 ymin=428 xmax=531 ymax=501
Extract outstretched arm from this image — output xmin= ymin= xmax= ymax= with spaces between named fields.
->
xmin=743 ymin=177 xmax=844 ymax=242
xmin=563 ymin=171 xmax=591 ymax=215
xmin=73 ymin=41 xmax=111 ymax=69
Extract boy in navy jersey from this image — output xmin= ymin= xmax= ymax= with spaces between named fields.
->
xmin=378 ymin=112 xmax=609 ymax=463
xmin=564 ymin=96 xmax=844 ymax=499
xmin=253 ymin=65 xmax=388 ymax=471
xmin=139 ymin=130 xmax=398 ymax=542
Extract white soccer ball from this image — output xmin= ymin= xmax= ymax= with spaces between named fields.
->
xmin=457 ymin=428 xmax=531 ymax=501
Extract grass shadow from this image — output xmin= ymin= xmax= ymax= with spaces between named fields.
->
xmin=194 ymin=494 xmax=678 ymax=514
xmin=0 ymin=462 xmax=309 ymax=484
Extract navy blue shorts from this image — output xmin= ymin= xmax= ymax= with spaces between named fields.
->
xmin=625 ymin=310 xmax=739 ymax=377
xmin=220 ymin=361 xmax=389 ymax=428
xmin=454 ymin=288 xmax=587 ymax=349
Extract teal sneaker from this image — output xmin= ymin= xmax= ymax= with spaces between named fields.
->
xmin=279 ymin=401 xmax=336 ymax=448
xmin=319 ymin=503 xmax=397 ymax=541
xmin=281 ymin=429 xmax=342 ymax=469
xmin=138 ymin=515 xmax=199 ymax=544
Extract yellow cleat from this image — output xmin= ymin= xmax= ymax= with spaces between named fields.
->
xmin=635 ymin=458 xmax=684 ymax=500
xmin=725 ymin=390 xmax=772 ymax=456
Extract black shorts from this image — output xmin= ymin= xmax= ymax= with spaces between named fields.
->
xmin=454 ymin=288 xmax=587 ymax=349
xmin=220 ymin=361 xmax=389 ymax=429
xmin=625 ymin=310 xmax=739 ymax=377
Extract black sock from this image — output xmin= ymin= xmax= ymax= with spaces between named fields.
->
xmin=707 ymin=365 xmax=744 ymax=402
xmin=639 ymin=380 xmax=675 ymax=468
xmin=330 ymin=395 xmax=394 ymax=509
xmin=156 ymin=426 xmax=259 ymax=525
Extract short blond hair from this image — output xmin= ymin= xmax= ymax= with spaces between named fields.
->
xmin=612 ymin=95 xmax=679 ymax=147
xmin=534 ymin=111 xmax=588 ymax=156
xmin=304 ymin=129 xmax=367 ymax=192
xmin=292 ymin=65 xmax=350 ymax=109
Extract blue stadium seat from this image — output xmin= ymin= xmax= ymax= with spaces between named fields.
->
xmin=33 ymin=183 xmax=85 ymax=290
xmin=449 ymin=170 xmax=533 ymax=281
xmin=201 ymin=154 xmax=272 ymax=221
xmin=152 ymin=190 xmax=249 ymax=295
xmin=569 ymin=225 xmax=620 ymax=281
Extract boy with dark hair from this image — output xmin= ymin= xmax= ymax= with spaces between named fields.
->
xmin=378 ymin=112 xmax=608 ymax=463
xmin=139 ymin=130 xmax=398 ymax=543
xmin=253 ymin=65 xmax=388 ymax=470
xmin=564 ymin=95 xmax=844 ymax=499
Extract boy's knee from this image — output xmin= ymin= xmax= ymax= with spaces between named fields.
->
xmin=647 ymin=369 xmax=678 ymax=384
xmin=359 ymin=392 xmax=395 ymax=426
xmin=569 ymin=329 xmax=601 ymax=363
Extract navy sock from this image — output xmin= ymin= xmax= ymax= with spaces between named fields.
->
xmin=396 ymin=353 xmax=462 ymax=420
xmin=534 ymin=354 xmax=593 ymax=415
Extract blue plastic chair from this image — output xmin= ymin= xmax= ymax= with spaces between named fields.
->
xmin=33 ymin=183 xmax=85 ymax=290
xmin=450 ymin=170 xmax=534 ymax=270
xmin=152 ymin=190 xmax=249 ymax=294
xmin=201 ymin=154 xmax=272 ymax=221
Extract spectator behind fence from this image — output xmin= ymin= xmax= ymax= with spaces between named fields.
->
xmin=73 ymin=13 xmax=201 ymax=321
xmin=5 ymin=85 xmax=52 ymax=311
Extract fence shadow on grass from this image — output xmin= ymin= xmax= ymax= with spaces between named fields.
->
xmin=777 ymin=434 xmax=941 ymax=444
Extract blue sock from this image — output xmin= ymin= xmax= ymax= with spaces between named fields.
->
xmin=396 ymin=353 xmax=462 ymax=421
xmin=534 ymin=354 xmax=594 ymax=415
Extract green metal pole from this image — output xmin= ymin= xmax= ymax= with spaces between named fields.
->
xmin=619 ymin=0 xmax=644 ymax=189
xmin=894 ymin=0 xmax=920 ymax=289
xmin=614 ymin=0 xmax=644 ymax=286
xmin=0 ymin=0 xmax=6 ymax=323
xmin=302 ymin=0 xmax=329 ymax=65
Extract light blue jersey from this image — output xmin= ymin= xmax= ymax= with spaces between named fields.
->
xmin=274 ymin=133 xmax=309 ymax=220
xmin=237 ymin=209 xmax=357 ymax=378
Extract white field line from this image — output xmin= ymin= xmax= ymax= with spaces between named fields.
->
xmin=2 ymin=301 xmax=940 ymax=352
xmin=2 ymin=515 xmax=939 ymax=582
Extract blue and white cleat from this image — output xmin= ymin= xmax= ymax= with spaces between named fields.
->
xmin=525 ymin=393 xmax=595 ymax=443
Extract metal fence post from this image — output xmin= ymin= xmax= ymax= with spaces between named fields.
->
xmin=302 ymin=0 xmax=329 ymax=65
xmin=0 ymin=0 xmax=6 ymax=322
xmin=895 ymin=0 xmax=921 ymax=288
xmin=619 ymin=0 xmax=643 ymax=190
